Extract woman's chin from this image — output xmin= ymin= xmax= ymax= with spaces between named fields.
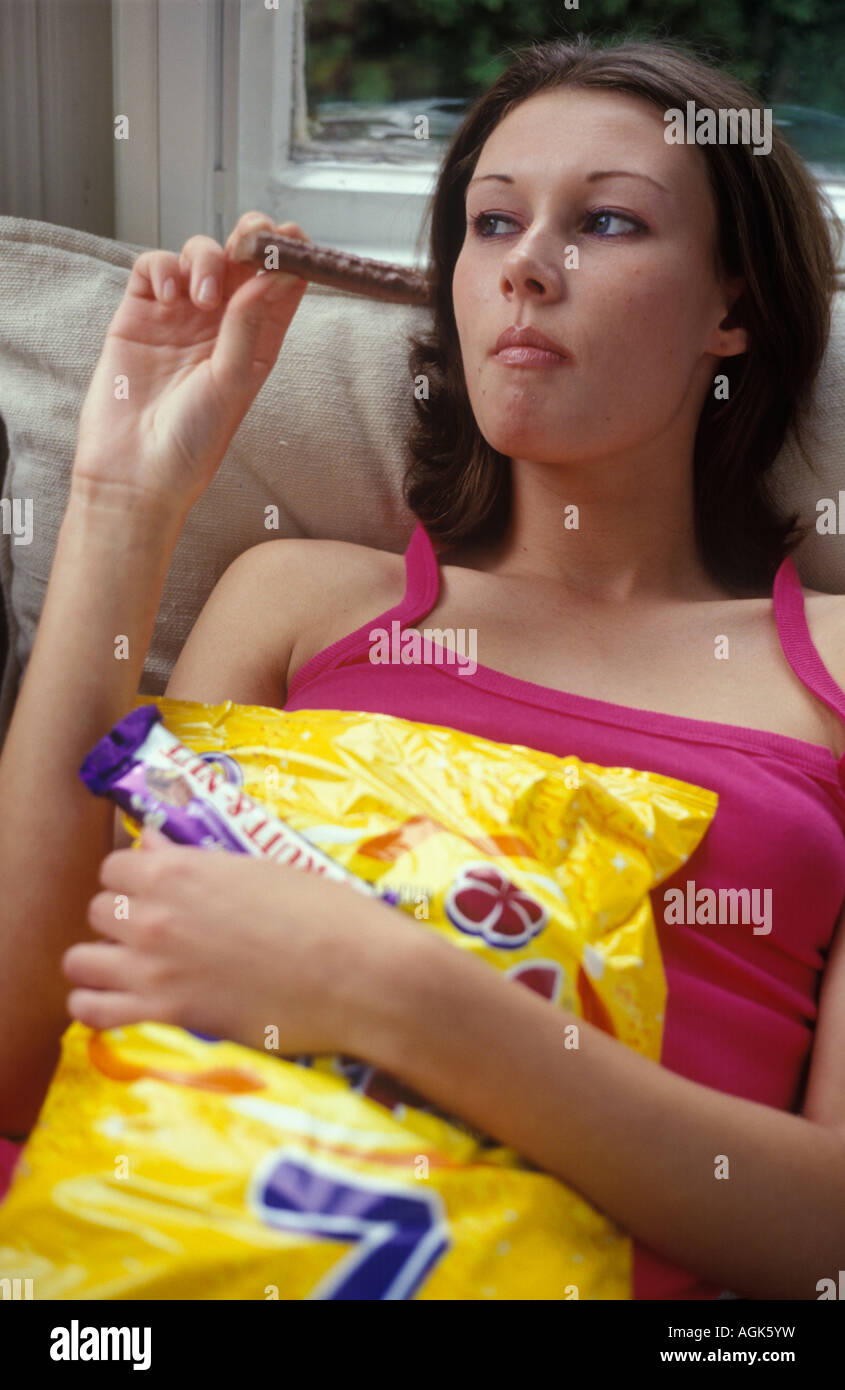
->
xmin=481 ymin=425 xmax=574 ymax=462
xmin=478 ymin=398 xmax=578 ymax=454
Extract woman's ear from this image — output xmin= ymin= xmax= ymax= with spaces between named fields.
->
xmin=708 ymin=275 xmax=750 ymax=358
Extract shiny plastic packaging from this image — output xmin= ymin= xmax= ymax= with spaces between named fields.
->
xmin=0 ymin=698 xmax=718 ymax=1299
xmin=77 ymin=702 xmax=398 ymax=903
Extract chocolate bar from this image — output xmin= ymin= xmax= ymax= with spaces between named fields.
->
xmin=233 ymin=230 xmax=431 ymax=306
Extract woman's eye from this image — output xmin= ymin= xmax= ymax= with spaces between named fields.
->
xmin=469 ymin=209 xmax=646 ymax=240
xmin=584 ymin=209 xmax=645 ymax=237
xmin=469 ymin=212 xmax=517 ymax=239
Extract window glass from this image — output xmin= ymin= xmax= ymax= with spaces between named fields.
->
xmin=302 ymin=0 xmax=845 ymax=177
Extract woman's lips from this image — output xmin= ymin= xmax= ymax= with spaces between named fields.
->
xmin=494 ymin=345 xmax=571 ymax=367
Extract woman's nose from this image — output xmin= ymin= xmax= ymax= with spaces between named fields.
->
xmin=499 ymin=238 xmax=568 ymax=301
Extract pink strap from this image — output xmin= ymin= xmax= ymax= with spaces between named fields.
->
xmin=774 ymin=556 xmax=845 ymax=728
xmin=396 ymin=522 xmax=441 ymax=625
xmin=286 ymin=522 xmax=440 ymax=699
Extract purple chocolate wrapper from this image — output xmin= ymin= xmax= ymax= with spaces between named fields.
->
xmin=79 ymin=704 xmax=164 ymax=794
xmin=78 ymin=705 xmax=241 ymax=850
xmin=79 ymin=704 xmax=400 ymax=904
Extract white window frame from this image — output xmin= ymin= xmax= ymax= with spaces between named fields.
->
xmin=113 ymin=0 xmax=438 ymax=262
xmin=113 ymin=0 xmax=845 ymax=266
xmin=237 ymin=0 xmax=438 ymax=263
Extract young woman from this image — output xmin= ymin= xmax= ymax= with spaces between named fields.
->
xmin=1 ymin=35 xmax=844 ymax=1300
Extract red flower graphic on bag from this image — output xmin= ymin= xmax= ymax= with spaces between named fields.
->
xmin=444 ymin=861 xmax=549 ymax=949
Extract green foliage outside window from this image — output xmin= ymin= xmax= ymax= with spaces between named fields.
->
xmin=304 ymin=0 xmax=845 ymax=116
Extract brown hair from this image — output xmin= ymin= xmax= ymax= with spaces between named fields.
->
xmin=404 ymin=33 xmax=843 ymax=593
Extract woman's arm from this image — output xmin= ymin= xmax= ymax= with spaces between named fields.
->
xmin=0 ymin=489 xmax=187 ymax=1137
xmin=0 ymin=210 xmax=312 ymax=1137
xmin=356 ymin=910 xmax=845 ymax=1301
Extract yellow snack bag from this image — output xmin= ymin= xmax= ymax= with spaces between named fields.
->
xmin=0 ymin=700 xmax=717 ymax=1299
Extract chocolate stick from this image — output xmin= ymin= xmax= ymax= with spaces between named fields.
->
xmin=232 ymin=229 xmax=431 ymax=306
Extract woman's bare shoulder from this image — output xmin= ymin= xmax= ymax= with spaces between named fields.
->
xmin=255 ymin=534 xmax=406 ymax=602
xmin=250 ymin=535 xmax=407 ymax=686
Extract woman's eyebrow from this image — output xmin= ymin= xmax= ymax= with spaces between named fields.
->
xmin=587 ymin=169 xmax=671 ymax=195
xmin=467 ymin=169 xmax=671 ymax=195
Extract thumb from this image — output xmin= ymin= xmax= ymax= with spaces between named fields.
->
xmin=212 ymin=224 xmax=311 ymax=396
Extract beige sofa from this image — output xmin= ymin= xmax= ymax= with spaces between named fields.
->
xmin=1 ymin=213 xmax=844 ymax=750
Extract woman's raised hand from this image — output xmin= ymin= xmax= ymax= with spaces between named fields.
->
xmin=72 ymin=212 xmax=313 ymax=513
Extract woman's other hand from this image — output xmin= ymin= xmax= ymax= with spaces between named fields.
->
xmin=60 ymin=828 xmax=405 ymax=1058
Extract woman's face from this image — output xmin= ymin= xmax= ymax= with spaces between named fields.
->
xmin=453 ymin=87 xmax=746 ymax=467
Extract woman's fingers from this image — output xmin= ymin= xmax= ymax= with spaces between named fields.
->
xmin=206 ymin=219 xmax=312 ymax=393
xmin=177 ymin=215 xmax=312 ymax=311
xmin=224 ymin=210 xmax=278 ymax=260
xmin=254 ymin=221 xmax=313 ymax=292
xmin=65 ymin=988 xmax=161 ymax=1030
xmin=179 ymin=233 xmax=228 ymax=309
xmin=85 ymin=888 xmax=136 ymax=941
xmin=126 ymin=213 xmax=312 ymax=313
xmin=152 ymin=214 xmax=315 ymax=317
xmin=62 ymin=940 xmax=132 ymax=990
xmin=126 ymin=249 xmax=186 ymax=304
xmin=149 ymin=252 xmax=187 ymax=304
xmin=225 ymin=209 xmax=312 ymax=262
xmin=210 ymin=270 xmax=308 ymax=394
xmin=226 ymin=212 xmax=314 ymax=285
